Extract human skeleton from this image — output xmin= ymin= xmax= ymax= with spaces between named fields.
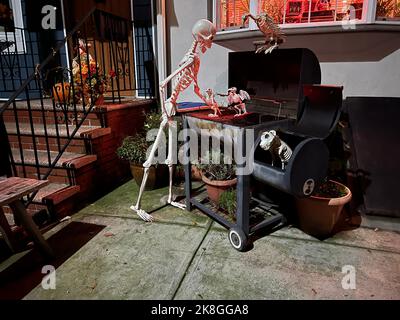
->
xmin=130 ymin=19 xmax=217 ymax=222
xmin=242 ymin=13 xmax=285 ymax=54
xmin=260 ymin=130 xmax=292 ymax=170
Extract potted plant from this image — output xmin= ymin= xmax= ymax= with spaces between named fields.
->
xmin=295 ymin=179 xmax=352 ymax=239
xmin=199 ymin=152 xmax=237 ymax=203
xmin=117 ymin=111 xmax=168 ymax=190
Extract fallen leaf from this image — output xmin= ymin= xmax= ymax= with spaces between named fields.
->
xmin=60 ymin=216 xmax=71 ymax=223
xmin=312 ymin=289 xmax=317 ymax=295
xmin=89 ymin=280 xmax=97 ymax=290
xmin=104 ymin=232 xmax=115 ymax=237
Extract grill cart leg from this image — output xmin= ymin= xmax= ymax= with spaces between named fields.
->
xmin=183 ymin=116 xmax=192 ymax=211
xmin=229 ymin=128 xmax=252 ymax=251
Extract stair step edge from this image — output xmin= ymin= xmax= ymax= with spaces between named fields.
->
xmin=80 ymin=127 xmax=112 ymax=139
xmin=63 ymin=155 xmax=97 ymax=169
xmin=42 ymin=185 xmax=80 ymax=206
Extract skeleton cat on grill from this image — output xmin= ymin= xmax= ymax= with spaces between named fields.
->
xmin=260 ymin=130 xmax=292 ymax=170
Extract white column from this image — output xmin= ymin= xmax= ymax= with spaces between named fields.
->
xmin=249 ymin=0 xmax=258 ymax=29
xmin=156 ymin=0 xmax=168 ymax=83
xmin=364 ymin=0 xmax=377 ymax=23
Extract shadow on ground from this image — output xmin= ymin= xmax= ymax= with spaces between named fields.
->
xmin=0 ymin=221 xmax=105 ymax=299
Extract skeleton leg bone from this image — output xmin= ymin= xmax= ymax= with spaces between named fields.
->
xmin=166 ymin=121 xmax=185 ymax=210
xmin=130 ymin=117 xmax=168 ymax=222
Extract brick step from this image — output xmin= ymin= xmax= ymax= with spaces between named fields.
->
xmin=11 ymin=148 xmax=96 ymax=169
xmin=3 ymin=110 xmax=103 ymax=128
xmin=11 ymin=148 xmax=84 ymax=168
xmin=14 ymin=166 xmax=72 ymax=185
xmin=2 ymin=100 xmax=104 ymax=127
xmin=32 ymin=182 xmax=79 ymax=204
xmin=5 ymin=122 xmax=101 ymax=138
xmin=8 ymin=136 xmax=87 ymax=155
xmin=6 ymin=122 xmax=102 ymax=154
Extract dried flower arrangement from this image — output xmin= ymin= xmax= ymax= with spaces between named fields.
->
xmin=72 ymin=40 xmax=116 ymax=105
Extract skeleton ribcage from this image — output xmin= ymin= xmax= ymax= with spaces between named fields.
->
xmin=259 ymin=15 xmax=284 ymax=38
xmin=170 ymin=65 xmax=196 ymax=104
xmin=279 ymin=142 xmax=292 ymax=163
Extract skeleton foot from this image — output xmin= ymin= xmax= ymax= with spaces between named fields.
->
xmin=264 ymin=44 xmax=278 ymax=54
xmin=169 ymin=201 xmax=186 ymax=210
xmin=130 ymin=205 xmax=154 ymax=222
xmin=256 ymin=45 xmax=268 ymax=54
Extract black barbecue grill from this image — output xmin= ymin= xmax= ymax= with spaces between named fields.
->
xmin=182 ymin=48 xmax=343 ymax=251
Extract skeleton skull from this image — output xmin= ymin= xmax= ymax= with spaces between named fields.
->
xmin=192 ymin=19 xmax=216 ymax=53
xmin=260 ymin=130 xmax=277 ymax=151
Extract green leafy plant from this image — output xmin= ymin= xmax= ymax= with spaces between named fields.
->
xmin=116 ymin=134 xmax=149 ymax=165
xmin=117 ymin=111 xmax=162 ymax=165
xmin=218 ymin=189 xmax=237 ymax=215
xmin=143 ymin=111 xmax=163 ymax=131
xmin=197 ymin=151 xmax=236 ymax=181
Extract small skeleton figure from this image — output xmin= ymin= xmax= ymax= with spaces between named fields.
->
xmin=204 ymin=88 xmax=222 ymax=117
xmin=260 ymin=130 xmax=292 ymax=170
xmin=219 ymin=87 xmax=250 ymax=117
xmin=242 ymin=13 xmax=285 ymax=54
xmin=131 ymin=19 xmax=217 ymax=222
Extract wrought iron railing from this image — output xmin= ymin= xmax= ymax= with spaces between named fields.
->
xmin=0 ymin=7 xmax=156 ymax=204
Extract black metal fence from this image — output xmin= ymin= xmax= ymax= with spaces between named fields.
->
xmin=0 ymin=8 xmax=156 ymax=203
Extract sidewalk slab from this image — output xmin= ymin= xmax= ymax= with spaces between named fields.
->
xmin=174 ymin=226 xmax=400 ymax=300
xmin=24 ymin=215 xmax=210 ymax=300
xmin=78 ymin=180 xmax=210 ymax=228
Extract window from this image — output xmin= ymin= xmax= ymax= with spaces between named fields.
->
xmin=217 ymin=0 xmax=250 ymax=30
xmin=376 ymin=0 xmax=400 ymax=21
xmin=0 ymin=0 xmax=25 ymax=53
xmin=215 ymin=0 xmax=367 ymax=31
xmin=281 ymin=0 xmax=364 ymax=24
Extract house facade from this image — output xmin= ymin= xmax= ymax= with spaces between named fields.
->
xmin=156 ymin=0 xmax=400 ymax=101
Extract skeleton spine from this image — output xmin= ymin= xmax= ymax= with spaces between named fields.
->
xmin=170 ymin=41 xmax=199 ymax=105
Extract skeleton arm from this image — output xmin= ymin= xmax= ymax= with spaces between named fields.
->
xmin=193 ymin=81 xmax=209 ymax=104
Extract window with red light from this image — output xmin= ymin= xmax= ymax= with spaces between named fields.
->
xmin=216 ymin=0 xmax=366 ymax=31
xmin=217 ymin=0 xmax=250 ymax=30
xmin=376 ymin=0 xmax=400 ymax=20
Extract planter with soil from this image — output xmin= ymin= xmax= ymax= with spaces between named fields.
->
xmin=130 ymin=163 xmax=169 ymax=191
xmin=202 ymin=175 xmax=237 ymax=203
xmin=295 ymin=180 xmax=352 ymax=239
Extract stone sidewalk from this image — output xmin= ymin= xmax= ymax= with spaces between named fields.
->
xmin=3 ymin=180 xmax=400 ymax=299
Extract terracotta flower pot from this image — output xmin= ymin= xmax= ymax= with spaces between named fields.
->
xmin=130 ymin=163 xmax=169 ymax=191
xmin=295 ymin=180 xmax=352 ymax=239
xmin=191 ymin=166 xmax=203 ymax=181
xmin=52 ymin=82 xmax=71 ymax=104
xmin=202 ymin=175 xmax=237 ymax=203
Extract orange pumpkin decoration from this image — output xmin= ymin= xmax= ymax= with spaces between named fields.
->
xmin=52 ymin=82 xmax=72 ymax=104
